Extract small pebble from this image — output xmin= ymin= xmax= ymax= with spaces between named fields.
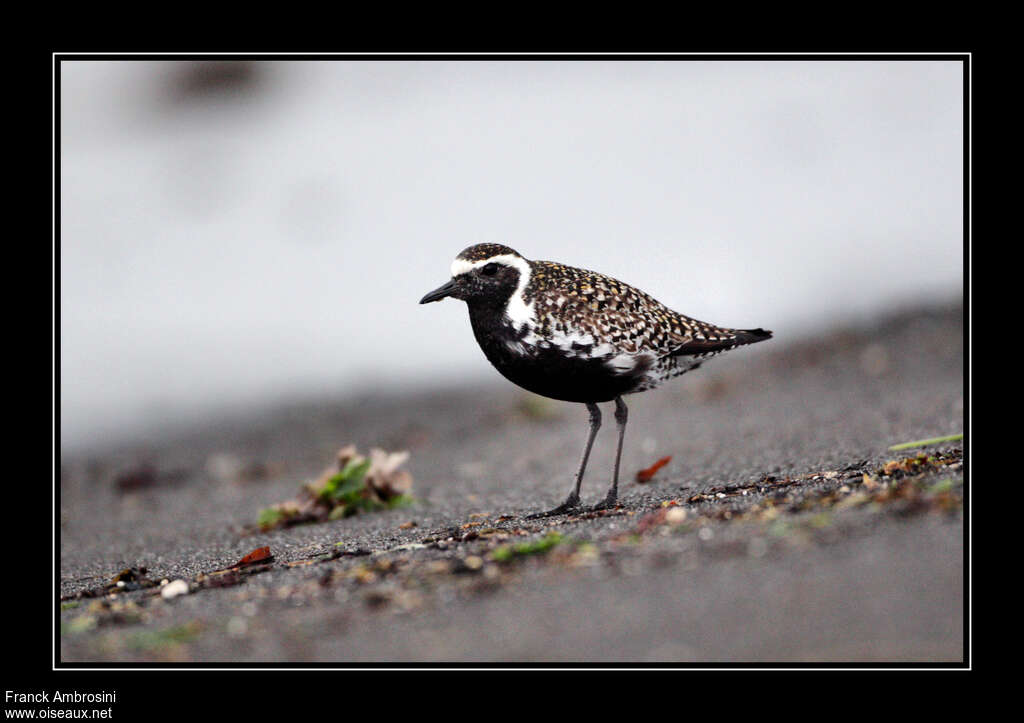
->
xmin=665 ymin=507 xmax=688 ymax=524
xmin=161 ymin=579 xmax=190 ymax=599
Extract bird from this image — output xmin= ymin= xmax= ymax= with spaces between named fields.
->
xmin=419 ymin=243 xmax=772 ymax=517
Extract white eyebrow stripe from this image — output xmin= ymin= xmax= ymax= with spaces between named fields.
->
xmin=450 ymin=258 xmax=477 ymax=277
xmin=449 ymin=253 xmax=536 ymax=330
xmin=449 ymin=254 xmax=526 ymax=278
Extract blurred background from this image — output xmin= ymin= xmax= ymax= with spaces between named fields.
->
xmin=60 ymin=60 xmax=963 ymax=453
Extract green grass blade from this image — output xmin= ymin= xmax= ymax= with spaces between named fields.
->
xmin=888 ymin=433 xmax=963 ymax=451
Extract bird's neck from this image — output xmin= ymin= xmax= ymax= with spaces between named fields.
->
xmin=468 ymin=297 xmax=515 ymax=333
xmin=468 ymin=298 xmax=532 ymax=352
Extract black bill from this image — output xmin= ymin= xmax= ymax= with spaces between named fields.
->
xmin=419 ymin=278 xmax=459 ymax=304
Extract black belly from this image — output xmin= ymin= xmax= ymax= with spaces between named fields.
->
xmin=468 ymin=311 xmax=645 ymax=403
xmin=487 ymin=348 xmax=643 ymax=403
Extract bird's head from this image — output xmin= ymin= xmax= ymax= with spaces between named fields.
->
xmin=419 ymin=244 xmax=531 ymax=308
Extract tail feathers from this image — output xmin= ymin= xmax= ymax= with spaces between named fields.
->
xmin=734 ymin=327 xmax=773 ymax=345
xmin=671 ymin=327 xmax=772 ymax=356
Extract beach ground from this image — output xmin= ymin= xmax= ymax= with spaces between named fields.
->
xmin=59 ymin=302 xmax=965 ymax=663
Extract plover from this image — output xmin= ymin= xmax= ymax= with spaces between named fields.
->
xmin=420 ymin=243 xmax=771 ymax=517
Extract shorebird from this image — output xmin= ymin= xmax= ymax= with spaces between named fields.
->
xmin=420 ymin=243 xmax=771 ymax=517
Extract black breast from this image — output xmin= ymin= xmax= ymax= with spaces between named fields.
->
xmin=467 ymin=305 xmax=646 ymax=404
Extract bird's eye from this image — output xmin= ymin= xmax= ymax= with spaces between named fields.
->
xmin=481 ymin=263 xmax=500 ymax=276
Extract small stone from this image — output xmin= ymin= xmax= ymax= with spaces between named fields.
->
xmin=160 ymin=579 xmax=190 ymax=600
xmin=665 ymin=507 xmax=688 ymax=524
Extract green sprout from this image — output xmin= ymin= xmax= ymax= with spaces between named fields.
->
xmin=491 ymin=532 xmax=564 ymax=561
xmin=888 ymin=433 xmax=963 ymax=451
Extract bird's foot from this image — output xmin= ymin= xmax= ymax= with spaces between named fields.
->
xmin=587 ymin=493 xmax=619 ymax=513
xmin=525 ymin=493 xmax=581 ymax=519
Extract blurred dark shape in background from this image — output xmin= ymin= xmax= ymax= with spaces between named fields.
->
xmin=162 ymin=61 xmax=271 ymax=105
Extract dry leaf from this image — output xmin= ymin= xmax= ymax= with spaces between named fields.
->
xmin=636 ymin=456 xmax=673 ymax=483
xmin=234 ymin=546 xmax=273 ymax=567
xmin=365 ymin=448 xmax=413 ymax=498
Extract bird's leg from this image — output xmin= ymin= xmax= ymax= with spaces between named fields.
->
xmin=526 ymin=402 xmax=601 ymax=518
xmin=590 ymin=396 xmax=628 ymax=511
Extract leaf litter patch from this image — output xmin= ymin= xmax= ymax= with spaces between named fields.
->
xmin=632 ymin=448 xmax=963 ymax=538
xmin=255 ymin=445 xmax=414 ymax=532
xmin=60 ymin=543 xmax=282 ymax=644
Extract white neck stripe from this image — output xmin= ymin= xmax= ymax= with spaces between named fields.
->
xmin=450 ymin=254 xmax=536 ymax=330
